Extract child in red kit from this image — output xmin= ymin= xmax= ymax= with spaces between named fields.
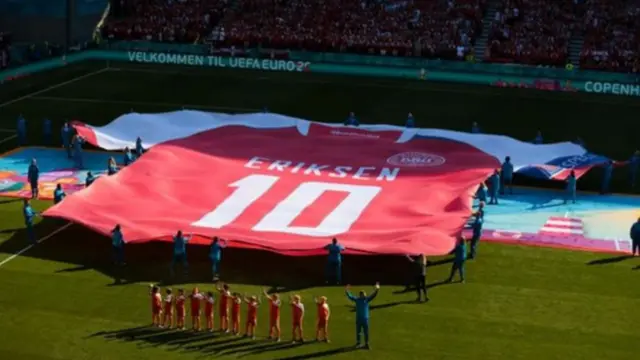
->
xmin=204 ymin=291 xmax=215 ymax=332
xmin=231 ymin=293 xmax=242 ymax=335
xmin=315 ymin=296 xmax=330 ymax=342
xmin=263 ymin=288 xmax=281 ymax=341
xmin=161 ymin=288 xmax=174 ymax=328
xmin=243 ymin=295 xmax=260 ymax=339
xmin=176 ymin=289 xmax=186 ymax=330
xmin=149 ymin=284 xmax=162 ymax=327
xmin=216 ymin=283 xmax=231 ymax=332
xmin=290 ymin=294 xmax=305 ymax=343
xmin=190 ymin=288 xmax=204 ymax=331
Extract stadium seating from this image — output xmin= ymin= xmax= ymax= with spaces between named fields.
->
xmin=579 ymin=0 xmax=640 ymax=73
xmin=486 ymin=0 xmax=577 ymax=66
xmin=217 ymin=0 xmax=486 ymax=60
xmin=103 ymin=0 xmax=486 ymax=61
xmin=102 ymin=0 xmax=229 ymax=43
xmin=100 ymin=0 xmax=640 ymax=72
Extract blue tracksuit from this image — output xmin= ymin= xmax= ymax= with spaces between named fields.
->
xmin=405 ymin=116 xmax=415 ymax=128
xmin=533 ymin=134 xmax=543 ymax=144
xmin=17 ymin=117 xmax=26 ymax=145
xmin=61 ymin=126 xmax=72 ymax=158
xmin=123 ymin=151 xmax=134 ymax=166
xmin=85 ymin=173 xmax=96 ymax=187
xmin=325 ymin=243 xmax=345 ymax=284
xmin=112 ymin=229 xmax=124 ymax=264
xmin=629 ymin=155 xmax=639 ymax=188
xmin=344 ymin=115 xmax=359 ymax=127
xmin=489 ymin=173 xmax=500 ymax=204
xmin=135 ymin=139 xmax=144 ymax=157
xmin=43 ymin=119 xmax=52 ymax=145
xmin=346 ymin=289 xmax=378 ymax=345
xmin=630 ymin=221 xmax=640 ymax=256
xmin=565 ymin=174 xmax=577 ymax=203
xmin=171 ymin=234 xmax=191 ymax=273
xmin=23 ymin=205 xmax=37 ymax=243
xmin=73 ymin=137 xmax=84 ymax=169
xmin=601 ymin=162 xmax=613 ymax=194
xmin=53 ymin=188 xmax=66 ymax=204
xmin=471 ymin=124 xmax=480 ymax=133
xmin=28 ymin=164 xmax=39 ymax=198
xmin=476 ymin=184 xmax=487 ymax=203
xmin=449 ymin=241 xmax=467 ymax=282
xmin=209 ymin=242 xmax=224 ymax=277
xmin=501 ymin=161 xmax=514 ymax=194
xmin=469 ymin=209 xmax=484 ymax=259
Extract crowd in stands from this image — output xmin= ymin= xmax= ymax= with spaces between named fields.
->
xmin=101 ymin=0 xmax=640 ymax=73
xmin=580 ymin=0 xmax=640 ymax=73
xmin=104 ymin=0 xmax=487 ymax=61
xmin=0 ymin=32 xmax=11 ymax=69
xmin=103 ymin=0 xmax=229 ymax=43
xmin=486 ymin=0 xmax=577 ymax=67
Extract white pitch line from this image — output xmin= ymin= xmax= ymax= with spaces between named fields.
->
xmin=28 ymin=95 xmax=259 ymax=112
xmin=0 ymin=67 xmax=109 ymax=109
xmin=0 ymin=223 xmax=73 ymax=268
xmin=0 ymin=134 xmax=17 ymax=145
xmin=0 ymin=128 xmax=16 ymax=133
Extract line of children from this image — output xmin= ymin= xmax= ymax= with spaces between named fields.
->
xmin=147 ymin=284 xmax=330 ymax=343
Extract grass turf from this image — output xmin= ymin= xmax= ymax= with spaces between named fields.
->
xmin=0 ymin=61 xmax=639 ymax=359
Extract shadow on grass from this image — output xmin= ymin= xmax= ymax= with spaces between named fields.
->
xmin=277 ymin=346 xmax=356 ymax=360
xmin=633 ymin=265 xmax=639 ymax=270
xmin=0 ymin=218 xmax=438 ymax=289
xmin=0 ymin=198 xmax=22 ymax=205
xmin=586 ymin=255 xmax=632 ymax=265
xmin=89 ymin=325 xmax=320 ymax=356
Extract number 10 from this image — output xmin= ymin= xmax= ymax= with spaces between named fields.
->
xmin=192 ymin=174 xmax=381 ymax=236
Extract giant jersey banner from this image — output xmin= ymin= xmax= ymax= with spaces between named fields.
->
xmin=44 ymin=112 xmax=609 ymax=255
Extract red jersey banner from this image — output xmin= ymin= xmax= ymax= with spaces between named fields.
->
xmin=48 ymin=118 xmax=500 ymax=255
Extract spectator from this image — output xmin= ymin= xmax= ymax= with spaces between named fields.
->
xmin=580 ymin=0 xmax=640 ymax=73
xmin=486 ymin=0 xmax=577 ymax=67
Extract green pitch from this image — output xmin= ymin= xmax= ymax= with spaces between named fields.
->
xmin=0 ymin=62 xmax=639 ymax=360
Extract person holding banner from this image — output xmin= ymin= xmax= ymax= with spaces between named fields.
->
xmin=112 ymin=224 xmax=125 ymax=266
xmin=488 ymin=169 xmax=500 ymax=205
xmin=324 ymin=238 xmax=345 ymax=285
xmin=209 ymin=237 xmax=227 ymax=281
xmin=72 ymin=135 xmax=85 ymax=169
xmin=500 ymin=156 xmax=514 ymax=195
xmin=135 ymin=137 xmax=145 ymax=157
xmin=564 ymin=170 xmax=577 ymax=204
xmin=630 ymin=218 xmax=640 ymax=256
xmin=448 ymin=236 xmax=467 ymax=283
xmin=405 ymin=113 xmax=415 ymax=128
xmin=27 ymin=158 xmax=39 ymax=199
xmin=601 ymin=160 xmax=613 ymax=195
xmin=471 ymin=122 xmax=480 ymax=134
xmin=344 ymin=112 xmax=359 ymax=127
xmin=533 ymin=131 xmax=543 ymax=144
xmin=23 ymin=199 xmax=40 ymax=244
xmin=53 ymin=184 xmax=66 ymax=204
xmin=469 ymin=202 xmax=485 ymax=259
xmin=170 ymin=230 xmax=192 ymax=276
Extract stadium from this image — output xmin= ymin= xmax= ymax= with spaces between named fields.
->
xmin=0 ymin=0 xmax=639 ymax=359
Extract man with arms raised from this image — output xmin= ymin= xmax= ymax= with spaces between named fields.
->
xmin=345 ymin=282 xmax=380 ymax=349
